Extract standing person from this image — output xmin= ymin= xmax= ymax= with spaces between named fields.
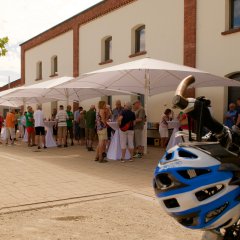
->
xmin=118 ymin=102 xmax=136 ymax=162
xmin=178 ymin=111 xmax=189 ymax=130
xmin=159 ymin=108 xmax=172 ymax=148
xmin=21 ymin=112 xmax=27 ymax=137
xmin=85 ymin=105 xmax=96 ymax=151
xmin=14 ymin=110 xmax=20 ymax=139
xmin=26 ymin=106 xmax=35 ymax=147
xmin=17 ymin=111 xmax=24 ymax=138
xmin=112 ymin=100 xmax=124 ymax=122
xmin=106 ymin=105 xmax=113 ymax=153
xmin=34 ymin=105 xmax=47 ymax=149
xmin=74 ymin=106 xmax=82 ymax=142
xmin=66 ymin=105 xmax=74 ymax=146
xmin=55 ymin=105 xmax=68 ymax=147
xmin=224 ymin=103 xmax=237 ymax=129
xmin=78 ymin=110 xmax=86 ymax=146
xmin=132 ymin=100 xmax=146 ymax=158
xmin=5 ymin=109 xmax=16 ymax=145
xmin=235 ymin=98 xmax=240 ymax=127
xmin=0 ymin=113 xmax=4 ymax=138
xmin=51 ymin=108 xmax=58 ymax=141
xmin=95 ymin=101 xmax=108 ymax=163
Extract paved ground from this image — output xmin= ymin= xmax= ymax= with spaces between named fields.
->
xmin=0 ymin=140 xmax=203 ymax=239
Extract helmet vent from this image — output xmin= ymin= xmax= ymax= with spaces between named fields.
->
xmin=165 ymin=152 xmax=173 ymax=161
xmin=178 ymin=149 xmax=197 ymax=159
xmin=195 ymin=184 xmax=224 ymax=201
xmin=155 ymin=173 xmax=173 ymax=189
xmin=178 ymin=169 xmax=211 ymax=179
xmin=205 ymin=202 xmax=229 ymax=223
xmin=176 ymin=212 xmax=199 ymax=227
xmin=163 ymin=198 xmax=180 ymax=208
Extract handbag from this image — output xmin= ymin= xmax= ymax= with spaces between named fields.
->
xmin=120 ymin=121 xmax=132 ymax=132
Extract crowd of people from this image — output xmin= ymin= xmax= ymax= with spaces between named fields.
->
xmin=3 ymin=97 xmax=240 ymax=161
xmin=0 ymin=99 xmax=146 ymax=163
xmin=94 ymin=99 xmax=146 ymax=163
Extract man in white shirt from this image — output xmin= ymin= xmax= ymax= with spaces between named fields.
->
xmin=56 ymin=105 xmax=69 ymax=147
xmin=34 ymin=105 xmax=47 ymax=149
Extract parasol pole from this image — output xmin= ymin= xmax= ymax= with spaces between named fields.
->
xmin=144 ymin=69 xmax=150 ymax=154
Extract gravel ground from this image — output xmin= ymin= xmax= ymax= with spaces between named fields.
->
xmin=0 ymin=193 xmax=203 ymax=240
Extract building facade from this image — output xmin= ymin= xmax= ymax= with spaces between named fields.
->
xmin=20 ymin=0 xmax=240 ymax=122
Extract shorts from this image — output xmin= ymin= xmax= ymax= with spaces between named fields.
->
xmin=6 ymin=127 xmax=15 ymax=140
xmin=35 ymin=126 xmax=45 ymax=136
xmin=119 ymin=130 xmax=134 ymax=149
xmin=85 ymin=128 xmax=95 ymax=141
xmin=58 ymin=126 xmax=67 ymax=139
xmin=27 ymin=127 xmax=34 ymax=134
xmin=97 ymin=128 xmax=107 ymax=141
xmin=134 ymin=129 xmax=144 ymax=147
xmin=159 ymin=127 xmax=169 ymax=138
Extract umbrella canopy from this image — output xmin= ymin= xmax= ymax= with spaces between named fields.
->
xmin=0 ymin=87 xmax=57 ymax=107
xmin=5 ymin=76 xmax=135 ymax=103
xmin=59 ymin=57 xmax=240 ymax=154
xmin=60 ymin=58 xmax=240 ymax=96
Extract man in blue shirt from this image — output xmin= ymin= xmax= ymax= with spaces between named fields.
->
xmin=74 ymin=106 xmax=82 ymax=141
xmin=112 ymin=100 xmax=124 ymax=122
xmin=224 ymin=103 xmax=236 ymax=128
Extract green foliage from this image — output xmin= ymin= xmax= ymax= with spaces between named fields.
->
xmin=0 ymin=37 xmax=9 ymax=56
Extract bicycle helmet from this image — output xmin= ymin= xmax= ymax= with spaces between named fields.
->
xmin=153 ymin=143 xmax=240 ymax=230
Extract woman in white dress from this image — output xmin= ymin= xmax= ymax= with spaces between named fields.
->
xmin=159 ymin=109 xmax=172 ymax=148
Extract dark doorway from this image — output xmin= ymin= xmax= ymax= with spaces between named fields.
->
xmin=228 ymin=72 xmax=240 ymax=104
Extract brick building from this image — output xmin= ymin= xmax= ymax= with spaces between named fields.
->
xmin=18 ymin=0 xmax=240 ymax=122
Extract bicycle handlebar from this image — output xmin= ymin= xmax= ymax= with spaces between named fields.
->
xmin=172 ymin=75 xmax=195 ymax=109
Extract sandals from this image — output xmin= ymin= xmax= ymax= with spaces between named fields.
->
xmin=121 ymin=159 xmax=125 ymax=163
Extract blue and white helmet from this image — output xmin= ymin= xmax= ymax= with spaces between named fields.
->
xmin=153 ymin=143 xmax=240 ymax=230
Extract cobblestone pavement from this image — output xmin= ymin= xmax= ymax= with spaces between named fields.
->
xmin=0 ymin=140 xmax=203 ymax=240
xmin=0 ymin=140 xmax=160 ymax=212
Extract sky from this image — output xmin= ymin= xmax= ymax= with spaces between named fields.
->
xmin=0 ymin=0 xmax=102 ymax=87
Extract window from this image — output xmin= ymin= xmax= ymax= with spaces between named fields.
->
xmin=105 ymin=37 xmax=112 ymax=61
xmin=230 ymin=0 xmax=240 ymax=29
xmin=129 ymin=24 xmax=146 ymax=58
xmin=135 ymin=25 xmax=145 ymax=53
xmin=100 ymin=36 xmax=113 ymax=65
xmin=36 ymin=61 xmax=42 ymax=80
xmin=51 ymin=55 xmax=58 ymax=76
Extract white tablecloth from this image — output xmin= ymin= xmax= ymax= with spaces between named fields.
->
xmin=107 ymin=122 xmax=130 ymax=160
xmin=44 ymin=121 xmax=57 ymax=148
xmin=1 ymin=127 xmax=6 ymax=140
xmin=166 ymin=120 xmax=182 ymax=150
xmin=23 ymin=130 xmax=28 ymax=142
xmin=22 ymin=122 xmax=57 ymax=147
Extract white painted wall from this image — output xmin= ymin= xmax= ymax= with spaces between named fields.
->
xmin=79 ymin=0 xmax=184 ymax=73
xmin=22 ymin=0 xmax=240 ymax=123
xmin=24 ymin=31 xmax=74 ymax=118
xmin=196 ymin=0 xmax=240 ymax=76
xmin=79 ymin=0 xmax=184 ymax=122
xmin=196 ymin=0 xmax=240 ymax=121
xmin=25 ymin=31 xmax=74 ymax=85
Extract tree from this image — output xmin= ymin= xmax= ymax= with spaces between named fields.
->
xmin=0 ymin=37 xmax=9 ymax=56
